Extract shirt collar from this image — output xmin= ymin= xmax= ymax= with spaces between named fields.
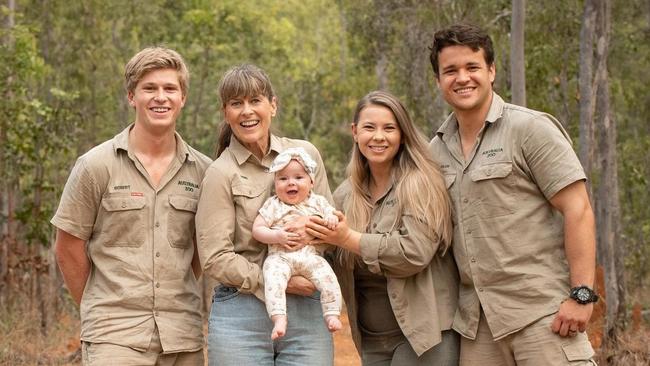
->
xmin=362 ymin=177 xmax=396 ymax=204
xmin=435 ymin=92 xmax=506 ymax=142
xmin=113 ymin=123 xmax=194 ymax=163
xmin=485 ymin=92 xmax=506 ymax=125
xmin=229 ymin=133 xmax=282 ymax=166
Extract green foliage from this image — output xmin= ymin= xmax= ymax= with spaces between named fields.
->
xmin=1 ymin=19 xmax=80 ymax=246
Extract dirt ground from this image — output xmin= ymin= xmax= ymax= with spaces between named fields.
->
xmin=11 ymin=310 xmax=361 ymax=365
xmin=334 ymin=312 xmax=361 ymax=366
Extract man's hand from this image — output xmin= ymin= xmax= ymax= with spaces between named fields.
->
xmin=286 ymin=276 xmax=316 ymax=296
xmin=551 ymin=299 xmax=594 ymax=337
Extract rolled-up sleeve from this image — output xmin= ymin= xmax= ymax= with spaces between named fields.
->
xmin=360 ymin=213 xmax=438 ymax=279
xmin=196 ymin=163 xmax=264 ymax=299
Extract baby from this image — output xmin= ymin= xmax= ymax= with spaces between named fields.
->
xmin=252 ymin=147 xmax=343 ymax=340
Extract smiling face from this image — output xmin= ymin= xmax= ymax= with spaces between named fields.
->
xmin=223 ymin=94 xmax=277 ymax=158
xmin=436 ymin=45 xmax=495 ymax=117
xmin=274 ymin=160 xmax=313 ymax=205
xmin=352 ymin=104 xmax=402 ymax=172
xmin=128 ymin=68 xmax=186 ymax=132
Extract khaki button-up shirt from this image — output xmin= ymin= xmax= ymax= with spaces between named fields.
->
xmin=332 ymin=180 xmax=458 ymax=356
xmin=51 ymin=125 xmax=211 ymax=352
xmin=429 ymin=93 xmax=586 ymax=340
xmin=196 ymin=135 xmax=332 ymax=300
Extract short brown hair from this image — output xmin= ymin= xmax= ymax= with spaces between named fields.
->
xmin=218 ymin=64 xmax=275 ymax=109
xmin=124 ymin=47 xmax=189 ymax=96
xmin=215 ymin=64 xmax=277 ymax=157
xmin=429 ymin=23 xmax=494 ymax=77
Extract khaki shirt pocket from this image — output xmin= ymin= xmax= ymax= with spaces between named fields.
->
xmin=100 ymin=195 xmax=146 ymax=247
xmin=168 ymin=195 xmax=198 ymax=249
xmin=232 ymin=183 xmax=268 ymax=225
xmin=469 ymin=162 xmax=517 ymax=219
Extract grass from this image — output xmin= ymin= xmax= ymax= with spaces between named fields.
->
xmin=0 ymin=301 xmax=81 ymax=365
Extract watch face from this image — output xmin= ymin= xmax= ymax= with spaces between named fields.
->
xmin=577 ymin=288 xmax=590 ymax=301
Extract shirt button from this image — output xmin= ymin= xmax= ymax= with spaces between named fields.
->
xmin=467 ymin=230 xmax=472 ymax=235
xmin=156 ymin=252 xmax=161 ymax=257
xmin=121 ymin=201 xmax=126 ymax=208
xmin=478 ymin=288 xmax=484 ymax=292
xmin=372 ymin=223 xmax=377 ymax=228
xmin=471 ymin=258 xmax=476 ymax=263
xmin=156 ymin=282 xmax=160 ymax=288
xmin=154 ymin=311 xmax=160 ymax=316
xmin=463 ymin=198 xmax=469 ymax=204
xmin=155 ymin=222 xmax=160 ymax=228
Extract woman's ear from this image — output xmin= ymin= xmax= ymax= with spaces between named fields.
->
xmin=271 ymin=96 xmax=278 ymax=117
xmin=351 ymin=123 xmax=358 ymax=142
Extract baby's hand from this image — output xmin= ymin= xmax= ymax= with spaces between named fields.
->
xmin=325 ymin=214 xmax=339 ymax=230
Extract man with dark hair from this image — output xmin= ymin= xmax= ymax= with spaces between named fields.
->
xmin=429 ymin=23 xmax=598 ymax=365
xmin=52 ymin=47 xmax=211 ymax=365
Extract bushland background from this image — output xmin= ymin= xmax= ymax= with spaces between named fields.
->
xmin=1 ymin=0 xmax=648 ymax=365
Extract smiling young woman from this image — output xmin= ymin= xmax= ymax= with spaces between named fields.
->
xmin=306 ymin=90 xmax=459 ymax=365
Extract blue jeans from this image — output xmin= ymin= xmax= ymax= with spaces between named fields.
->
xmin=207 ymin=285 xmax=333 ymax=366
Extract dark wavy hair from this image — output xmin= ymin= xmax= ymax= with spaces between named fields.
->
xmin=429 ymin=23 xmax=494 ymax=77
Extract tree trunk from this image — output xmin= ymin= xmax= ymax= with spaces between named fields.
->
xmin=191 ymin=47 xmax=210 ymax=138
xmin=593 ymin=0 xmax=624 ymax=338
xmin=337 ymin=0 xmax=348 ymax=82
xmin=0 ymin=0 xmax=16 ymax=309
xmin=578 ymin=0 xmax=625 ymax=349
xmin=510 ymin=0 xmax=526 ymax=106
xmin=578 ymin=0 xmax=597 ymax=186
xmin=6 ymin=0 xmax=14 ymax=27
xmin=373 ymin=0 xmax=390 ymax=90
xmin=557 ymin=48 xmax=572 ymax=129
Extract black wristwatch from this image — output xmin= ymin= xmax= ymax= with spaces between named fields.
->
xmin=569 ymin=285 xmax=599 ymax=305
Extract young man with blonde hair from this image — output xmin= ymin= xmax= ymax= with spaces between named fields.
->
xmin=52 ymin=47 xmax=211 ymax=365
xmin=429 ymin=24 xmax=598 ymax=365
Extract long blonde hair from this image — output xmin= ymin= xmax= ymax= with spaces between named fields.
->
xmin=340 ymin=90 xmax=452 ymax=267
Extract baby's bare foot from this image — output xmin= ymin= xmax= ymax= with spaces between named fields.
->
xmin=325 ymin=315 xmax=342 ymax=333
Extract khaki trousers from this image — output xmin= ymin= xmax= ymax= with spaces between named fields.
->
xmin=82 ymin=326 xmax=204 ymax=366
xmin=460 ymin=311 xmax=596 ymax=366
